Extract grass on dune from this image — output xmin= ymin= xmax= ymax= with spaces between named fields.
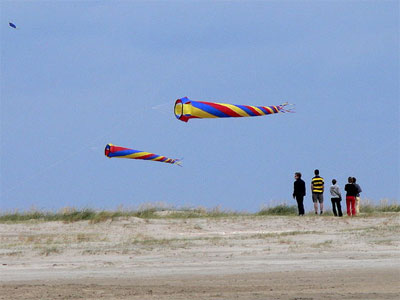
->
xmin=360 ymin=199 xmax=400 ymax=213
xmin=258 ymin=204 xmax=297 ymax=216
xmin=0 ymin=200 xmax=398 ymax=223
xmin=0 ymin=209 xmax=99 ymax=223
xmin=0 ymin=206 xmax=245 ymax=223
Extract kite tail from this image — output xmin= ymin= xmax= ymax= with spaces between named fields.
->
xmin=174 ymin=158 xmax=183 ymax=167
xmin=277 ymin=102 xmax=295 ymax=113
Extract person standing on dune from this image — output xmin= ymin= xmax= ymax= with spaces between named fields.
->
xmin=330 ymin=179 xmax=342 ymax=217
xmin=345 ymin=177 xmax=358 ymax=216
xmin=353 ymin=177 xmax=362 ymax=214
xmin=311 ymin=169 xmax=324 ymax=215
xmin=293 ymin=172 xmax=306 ymax=216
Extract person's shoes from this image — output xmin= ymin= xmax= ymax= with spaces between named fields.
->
xmin=320 ymin=211 xmax=323 ymax=215
xmin=315 ymin=212 xmax=318 ymax=215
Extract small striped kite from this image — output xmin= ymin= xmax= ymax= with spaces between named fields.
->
xmin=105 ymin=144 xmax=182 ymax=166
xmin=174 ymin=97 xmax=293 ymax=122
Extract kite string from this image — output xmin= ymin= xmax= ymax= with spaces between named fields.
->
xmin=1 ymin=104 xmax=154 ymax=198
xmin=3 ymin=146 xmax=90 ymax=195
xmin=151 ymin=101 xmax=172 ymax=115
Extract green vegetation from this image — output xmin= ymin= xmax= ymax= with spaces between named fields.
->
xmin=39 ymin=246 xmax=61 ymax=256
xmin=370 ymin=239 xmax=395 ymax=246
xmin=258 ymin=204 xmax=297 ymax=216
xmin=250 ymin=230 xmax=320 ymax=239
xmin=360 ymin=199 xmax=400 ymax=214
xmin=0 ymin=201 xmax=398 ymax=223
xmin=0 ymin=208 xmax=98 ymax=223
xmin=311 ymin=240 xmax=334 ymax=248
xmin=0 ymin=206 xmax=243 ymax=223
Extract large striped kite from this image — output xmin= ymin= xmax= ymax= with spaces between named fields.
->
xmin=174 ymin=97 xmax=293 ymax=122
xmin=105 ymin=144 xmax=181 ymax=166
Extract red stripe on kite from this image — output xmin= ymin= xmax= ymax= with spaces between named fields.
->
xmin=134 ymin=153 xmax=156 ymax=160
xmin=243 ymin=105 xmax=262 ymax=116
xmin=198 ymin=101 xmax=242 ymax=118
xmin=110 ymin=146 xmax=131 ymax=153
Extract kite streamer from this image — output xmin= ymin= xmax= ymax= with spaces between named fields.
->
xmin=105 ymin=144 xmax=181 ymax=166
xmin=174 ymin=97 xmax=293 ymax=122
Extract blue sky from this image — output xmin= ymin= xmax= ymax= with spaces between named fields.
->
xmin=1 ymin=1 xmax=399 ymax=212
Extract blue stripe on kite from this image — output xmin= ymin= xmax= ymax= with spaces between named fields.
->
xmin=160 ymin=157 xmax=168 ymax=162
xmin=258 ymin=106 xmax=269 ymax=114
xmin=191 ymin=101 xmax=231 ymax=118
xmin=109 ymin=149 xmax=141 ymax=157
xmin=180 ymin=97 xmax=190 ymax=104
xmin=235 ymin=105 xmax=258 ymax=116
xmin=142 ymin=154 xmax=159 ymax=160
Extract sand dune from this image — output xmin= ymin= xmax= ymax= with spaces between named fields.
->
xmin=1 ymin=214 xmax=399 ymax=299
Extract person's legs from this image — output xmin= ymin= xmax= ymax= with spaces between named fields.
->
xmin=337 ymin=199 xmax=343 ymax=217
xmin=296 ymin=196 xmax=304 ymax=215
xmin=355 ymin=197 xmax=360 ymax=214
xmin=351 ymin=197 xmax=356 ymax=216
xmin=319 ymin=194 xmax=324 ymax=214
xmin=346 ymin=197 xmax=351 ymax=216
xmin=313 ymin=203 xmax=318 ymax=214
xmin=300 ymin=196 xmax=305 ymax=215
xmin=331 ymin=198 xmax=337 ymax=216
xmin=312 ymin=193 xmax=318 ymax=214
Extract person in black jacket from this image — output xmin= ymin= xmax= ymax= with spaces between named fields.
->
xmin=293 ymin=172 xmax=306 ymax=216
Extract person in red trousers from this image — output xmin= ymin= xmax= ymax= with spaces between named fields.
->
xmin=344 ymin=177 xmax=358 ymax=216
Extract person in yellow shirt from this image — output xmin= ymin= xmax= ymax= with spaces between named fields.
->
xmin=311 ymin=169 xmax=324 ymax=215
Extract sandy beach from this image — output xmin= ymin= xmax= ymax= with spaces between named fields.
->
xmin=1 ymin=214 xmax=399 ymax=299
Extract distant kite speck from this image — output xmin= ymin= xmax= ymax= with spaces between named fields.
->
xmin=9 ymin=22 xmax=17 ymax=29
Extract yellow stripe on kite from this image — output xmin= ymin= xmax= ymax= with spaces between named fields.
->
xmin=265 ymin=106 xmax=274 ymax=114
xmin=125 ymin=152 xmax=151 ymax=159
xmin=190 ymin=105 xmax=219 ymax=119
xmin=152 ymin=156 xmax=165 ymax=161
xmin=251 ymin=106 xmax=265 ymax=115
xmin=222 ymin=103 xmax=250 ymax=117
xmin=182 ymin=102 xmax=191 ymax=117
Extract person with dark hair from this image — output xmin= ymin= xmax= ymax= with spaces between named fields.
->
xmin=345 ymin=177 xmax=358 ymax=216
xmin=352 ymin=177 xmax=362 ymax=214
xmin=311 ymin=169 xmax=324 ymax=214
xmin=330 ymin=179 xmax=342 ymax=217
xmin=293 ymin=172 xmax=306 ymax=216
